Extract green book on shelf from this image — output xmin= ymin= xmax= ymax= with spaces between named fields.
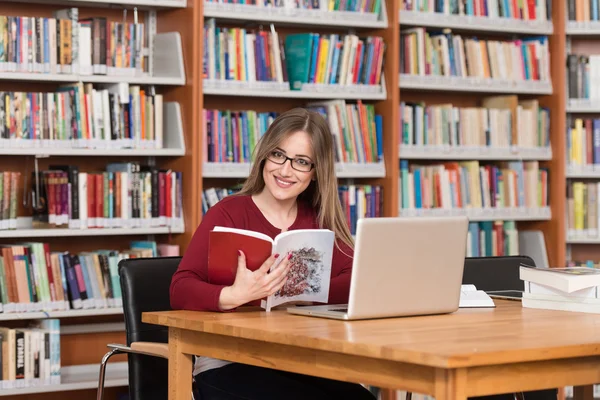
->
xmin=284 ymin=33 xmax=314 ymax=91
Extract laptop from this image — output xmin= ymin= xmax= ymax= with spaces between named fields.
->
xmin=287 ymin=216 xmax=469 ymax=320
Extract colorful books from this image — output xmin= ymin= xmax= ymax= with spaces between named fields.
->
xmin=207 ymin=226 xmax=335 ymax=311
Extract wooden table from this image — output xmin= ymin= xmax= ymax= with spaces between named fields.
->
xmin=143 ymin=300 xmax=600 ymax=400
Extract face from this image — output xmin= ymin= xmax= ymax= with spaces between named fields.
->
xmin=262 ymin=130 xmax=316 ymax=202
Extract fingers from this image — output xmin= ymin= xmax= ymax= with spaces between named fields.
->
xmin=258 ymin=252 xmax=280 ymax=274
xmin=266 ymin=259 xmax=291 ymax=292
xmin=268 ymin=275 xmax=288 ymax=296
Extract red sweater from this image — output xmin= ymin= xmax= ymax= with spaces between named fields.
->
xmin=170 ymin=195 xmax=354 ymax=311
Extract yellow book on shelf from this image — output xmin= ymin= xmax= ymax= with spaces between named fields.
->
xmin=573 ymin=182 xmax=585 ymax=231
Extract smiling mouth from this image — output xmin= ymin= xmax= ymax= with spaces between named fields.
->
xmin=275 ymin=176 xmax=295 ymax=188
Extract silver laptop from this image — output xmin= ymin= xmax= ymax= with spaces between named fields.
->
xmin=287 ymin=216 xmax=469 ymax=320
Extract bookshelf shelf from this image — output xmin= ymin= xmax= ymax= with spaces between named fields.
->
xmin=399 ymin=74 xmax=553 ymax=94
xmin=566 ymin=237 xmax=600 ymax=244
xmin=566 ymin=99 xmax=600 ymax=113
xmin=400 ymin=10 xmax=554 ymax=35
xmin=0 ymin=226 xmax=185 ymax=239
xmin=399 ymin=145 xmax=553 ymax=161
xmin=566 ymin=21 xmax=600 ymax=35
xmin=0 ymin=147 xmax=184 ymax=156
xmin=203 ymin=162 xmax=386 ymax=178
xmin=0 ymin=362 xmax=128 ymax=394
xmin=204 ymin=1 xmax=388 ymax=28
xmin=0 ymin=101 xmax=186 ymax=155
xmin=6 ymin=0 xmax=186 ymax=8
xmin=566 ymin=166 xmax=600 ymax=179
xmin=203 ymin=79 xmax=387 ymax=100
xmin=0 ymin=307 xmax=123 ymax=321
xmin=0 ymin=31 xmax=185 ymax=85
xmin=398 ymin=207 xmax=552 ymax=221
xmin=0 ymin=71 xmax=184 ymax=85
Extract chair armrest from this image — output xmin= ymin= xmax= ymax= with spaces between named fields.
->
xmin=107 ymin=342 xmax=169 ymax=359
xmin=130 ymin=342 xmax=169 ymax=359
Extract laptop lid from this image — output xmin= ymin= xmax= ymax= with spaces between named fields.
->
xmin=346 ymin=216 xmax=469 ymax=320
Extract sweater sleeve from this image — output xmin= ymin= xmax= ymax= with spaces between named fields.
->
xmin=169 ymin=204 xmax=236 ymax=311
xmin=327 ymin=240 xmax=354 ymax=304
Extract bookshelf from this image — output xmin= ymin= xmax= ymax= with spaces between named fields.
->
xmin=564 ymin=0 xmax=600 ymax=274
xmin=0 ymin=0 xmax=196 ymax=398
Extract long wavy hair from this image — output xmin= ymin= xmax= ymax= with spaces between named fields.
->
xmin=235 ymin=108 xmax=354 ymax=249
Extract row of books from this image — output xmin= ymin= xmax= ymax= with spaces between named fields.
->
xmin=567 ymin=118 xmax=600 ymax=168
xmin=285 ymin=32 xmax=385 ymax=88
xmin=0 ymin=320 xmax=60 ymax=388
xmin=400 ymin=28 xmax=550 ymax=82
xmin=204 ymin=101 xmax=383 ymax=165
xmin=466 ymin=221 xmax=519 ymax=258
xmin=568 ymin=0 xmax=600 ymax=22
xmin=400 ymin=96 xmax=550 ymax=148
xmin=201 ymin=184 xmax=382 ymax=234
xmin=338 ymin=184 xmax=382 ymax=235
xmin=309 ymin=101 xmax=383 ymax=164
xmin=0 ymin=241 xmax=174 ymax=313
xmin=16 ymin=163 xmax=183 ymax=231
xmin=205 ymin=0 xmax=383 ymax=13
xmin=567 ymin=54 xmax=600 ymax=101
xmin=0 ymin=10 xmax=148 ymax=76
xmin=0 ymin=84 xmax=164 ymax=150
xmin=399 ymin=160 xmax=549 ymax=210
xmin=401 ymin=0 xmax=551 ymax=21
xmin=202 ymin=20 xmax=385 ymax=88
xmin=567 ymin=181 xmax=600 ymax=239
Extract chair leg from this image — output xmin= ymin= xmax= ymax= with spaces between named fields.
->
xmin=97 ymin=348 xmax=121 ymax=400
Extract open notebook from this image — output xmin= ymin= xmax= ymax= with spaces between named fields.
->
xmin=459 ymin=285 xmax=496 ymax=308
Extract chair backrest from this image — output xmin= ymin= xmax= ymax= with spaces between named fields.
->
xmin=118 ymin=256 xmax=182 ymax=400
xmin=462 ymin=255 xmax=535 ymax=291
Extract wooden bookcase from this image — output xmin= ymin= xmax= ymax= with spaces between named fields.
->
xmin=0 ymin=0 xmax=581 ymax=398
xmin=0 ymin=0 xmax=197 ymax=399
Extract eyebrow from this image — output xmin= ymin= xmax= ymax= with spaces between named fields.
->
xmin=275 ymin=147 xmax=314 ymax=161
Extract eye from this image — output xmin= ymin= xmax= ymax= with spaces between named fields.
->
xmin=271 ymin=150 xmax=284 ymax=158
xmin=296 ymin=159 xmax=310 ymax=166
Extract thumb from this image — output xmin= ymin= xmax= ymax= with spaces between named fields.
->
xmin=236 ymin=250 xmax=247 ymax=278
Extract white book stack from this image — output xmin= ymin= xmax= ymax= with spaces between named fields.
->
xmin=520 ymin=265 xmax=600 ymax=313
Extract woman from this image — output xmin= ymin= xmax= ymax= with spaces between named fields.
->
xmin=169 ymin=107 xmax=376 ymax=400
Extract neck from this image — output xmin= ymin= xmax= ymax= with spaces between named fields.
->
xmin=252 ymin=190 xmax=298 ymax=226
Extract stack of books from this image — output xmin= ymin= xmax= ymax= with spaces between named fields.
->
xmin=520 ymin=264 xmax=600 ymax=313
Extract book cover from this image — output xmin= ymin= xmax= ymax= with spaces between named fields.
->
xmin=208 ymin=226 xmax=335 ymax=311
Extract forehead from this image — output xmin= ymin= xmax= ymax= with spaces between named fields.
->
xmin=276 ymin=131 xmax=313 ymax=157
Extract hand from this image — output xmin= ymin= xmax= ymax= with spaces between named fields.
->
xmin=218 ymin=251 xmax=291 ymax=311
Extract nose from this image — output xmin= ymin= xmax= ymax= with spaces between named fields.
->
xmin=279 ymin=159 xmax=293 ymax=176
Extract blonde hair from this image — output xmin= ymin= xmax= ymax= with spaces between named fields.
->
xmin=235 ymin=108 xmax=354 ymax=250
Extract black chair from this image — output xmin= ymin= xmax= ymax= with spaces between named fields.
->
xmin=96 ymin=256 xmax=185 ymax=400
xmin=462 ymin=255 xmax=535 ymax=291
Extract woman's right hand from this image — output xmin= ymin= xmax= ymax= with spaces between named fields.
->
xmin=218 ymin=250 xmax=291 ymax=311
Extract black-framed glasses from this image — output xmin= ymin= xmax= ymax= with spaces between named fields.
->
xmin=266 ymin=150 xmax=315 ymax=172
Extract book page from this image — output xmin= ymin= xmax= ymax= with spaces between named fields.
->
xmin=264 ymin=229 xmax=335 ymax=311
xmin=213 ymin=226 xmax=273 ymax=243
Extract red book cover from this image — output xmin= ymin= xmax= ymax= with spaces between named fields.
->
xmin=207 ymin=230 xmax=273 ymax=286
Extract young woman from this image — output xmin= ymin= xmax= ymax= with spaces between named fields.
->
xmin=169 ymin=107 xmax=377 ymax=399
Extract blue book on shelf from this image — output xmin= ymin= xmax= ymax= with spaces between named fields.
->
xmin=308 ymin=34 xmax=320 ymax=84
xmin=375 ymin=114 xmax=383 ymax=161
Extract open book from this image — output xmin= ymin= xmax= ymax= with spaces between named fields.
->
xmin=207 ymin=226 xmax=335 ymax=311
